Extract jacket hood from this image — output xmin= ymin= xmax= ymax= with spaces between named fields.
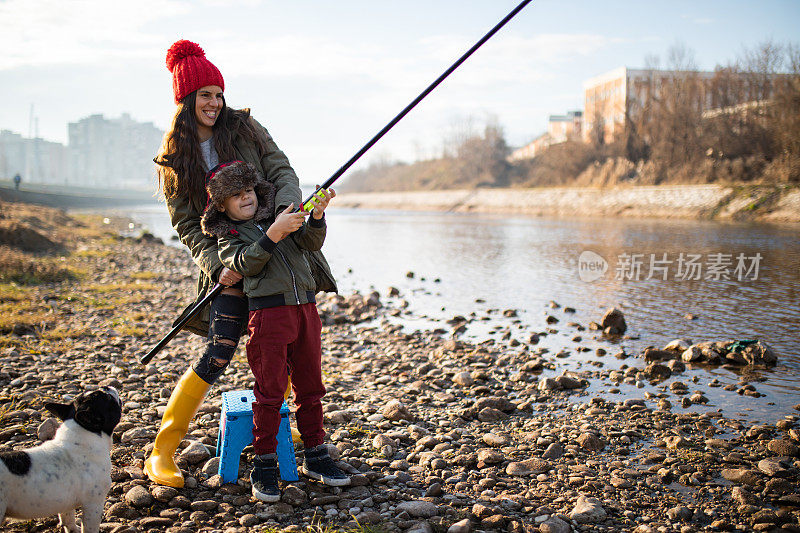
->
xmin=201 ymin=161 xmax=275 ymax=237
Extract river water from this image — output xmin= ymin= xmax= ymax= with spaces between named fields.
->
xmin=116 ymin=203 xmax=800 ymax=425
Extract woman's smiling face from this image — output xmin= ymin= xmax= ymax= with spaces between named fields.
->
xmin=195 ymin=85 xmax=223 ymax=139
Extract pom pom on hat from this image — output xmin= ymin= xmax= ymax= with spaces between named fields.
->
xmin=165 ymin=39 xmax=225 ymax=104
xmin=166 ymin=40 xmax=205 ymax=72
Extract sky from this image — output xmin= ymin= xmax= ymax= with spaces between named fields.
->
xmin=2 ymin=0 xmax=799 ymax=184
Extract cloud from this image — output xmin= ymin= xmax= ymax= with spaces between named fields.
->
xmin=0 ymin=0 xmax=189 ymax=70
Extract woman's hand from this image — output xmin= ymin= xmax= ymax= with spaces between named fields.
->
xmin=309 ymin=187 xmax=336 ymax=219
xmin=266 ymin=203 xmax=309 ymax=242
xmin=218 ymin=267 xmax=243 ymax=286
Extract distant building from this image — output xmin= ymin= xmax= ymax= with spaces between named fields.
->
xmin=2 ymin=114 xmax=163 ymax=189
xmin=581 ymin=66 xmax=752 ymax=144
xmin=547 ymin=110 xmax=582 ymax=143
xmin=0 ymin=129 xmax=67 ymax=184
xmin=68 ymin=113 xmax=163 ymax=189
xmin=509 ymin=110 xmax=582 ymax=161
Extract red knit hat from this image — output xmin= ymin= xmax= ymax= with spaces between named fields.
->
xmin=166 ymin=40 xmax=225 ymax=104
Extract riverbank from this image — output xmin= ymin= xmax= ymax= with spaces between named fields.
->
xmin=0 ymin=181 xmax=158 ymax=209
xmin=1 ymin=199 xmax=798 ymax=532
xmin=335 ymin=184 xmax=800 ymax=223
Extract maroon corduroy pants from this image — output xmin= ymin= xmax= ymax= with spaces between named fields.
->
xmin=246 ymin=303 xmax=326 ymax=454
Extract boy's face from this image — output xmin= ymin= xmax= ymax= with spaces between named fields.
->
xmin=219 ymin=188 xmax=258 ymax=221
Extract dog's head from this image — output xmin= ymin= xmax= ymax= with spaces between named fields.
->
xmin=44 ymin=386 xmax=122 ymax=437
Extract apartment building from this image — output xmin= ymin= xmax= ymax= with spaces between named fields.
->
xmin=509 ymin=110 xmax=583 ymax=161
xmin=583 ymin=66 xmax=724 ymax=144
xmin=0 ymin=130 xmax=68 ymax=184
xmin=68 ymin=113 xmax=163 ymax=189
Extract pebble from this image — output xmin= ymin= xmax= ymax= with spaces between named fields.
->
xmin=446 ymin=518 xmax=472 ymax=533
xmin=506 ymin=458 xmax=551 ymax=476
xmin=396 ymin=500 xmax=438 ymax=518
xmin=125 ymin=485 xmax=154 ymax=508
xmin=569 ymin=495 xmax=607 ymax=524
xmin=577 ymin=432 xmax=604 ymax=451
xmin=539 ymin=517 xmax=571 ymax=533
xmin=37 ymin=417 xmax=59 ymax=441
xmin=383 ymin=400 xmax=413 ymax=421
xmin=180 ymin=441 xmax=211 ymax=464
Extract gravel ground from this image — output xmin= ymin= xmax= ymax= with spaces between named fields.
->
xmin=0 ymin=202 xmax=798 ymax=533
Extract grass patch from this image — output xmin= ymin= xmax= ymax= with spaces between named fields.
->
xmin=117 ymin=325 xmax=146 ymax=337
xmin=73 ymin=249 xmax=113 ymax=258
xmin=40 ymin=326 xmax=91 ymax=341
xmin=0 ymin=282 xmax=36 ymax=302
xmin=130 ymin=271 xmax=160 ymax=280
xmin=0 ymin=304 xmax=53 ymax=335
xmin=84 ymin=281 xmax=159 ymax=293
xmin=0 ymin=246 xmax=84 ymax=285
xmin=305 ymin=515 xmax=388 ymax=533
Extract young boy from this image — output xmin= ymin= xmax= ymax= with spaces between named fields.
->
xmin=201 ymin=160 xmax=349 ymax=501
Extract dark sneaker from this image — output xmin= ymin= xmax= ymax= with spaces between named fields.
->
xmin=250 ymin=454 xmax=280 ymax=502
xmin=301 ymin=444 xmax=350 ymax=486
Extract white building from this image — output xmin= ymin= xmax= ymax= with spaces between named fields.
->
xmin=68 ymin=113 xmax=163 ymax=189
xmin=0 ymin=130 xmax=68 ymax=184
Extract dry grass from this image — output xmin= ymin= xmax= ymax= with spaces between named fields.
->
xmin=0 ymin=246 xmax=84 ymax=285
xmin=84 ymin=281 xmax=159 ymax=294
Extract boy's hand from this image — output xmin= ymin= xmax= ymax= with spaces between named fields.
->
xmin=266 ymin=203 xmax=309 ymax=242
xmin=308 ymin=186 xmax=336 ymax=219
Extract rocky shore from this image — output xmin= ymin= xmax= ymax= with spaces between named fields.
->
xmin=1 ymin=200 xmax=799 ymax=533
xmin=335 ymin=184 xmax=800 ymax=223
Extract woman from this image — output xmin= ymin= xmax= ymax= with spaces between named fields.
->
xmin=145 ymin=39 xmax=308 ymax=488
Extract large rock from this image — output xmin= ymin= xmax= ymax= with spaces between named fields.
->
xmin=644 ymin=347 xmax=674 ymax=362
xmin=452 ymin=372 xmax=473 ymax=387
xmin=758 ymin=458 xmax=791 ymax=477
xmin=576 ymin=433 xmax=604 ymax=451
xmin=664 ymin=339 xmax=691 ymax=352
xmin=37 ymin=417 xmax=59 ymax=441
xmin=477 ymin=407 xmax=507 ymax=422
xmin=151 ymin=485 xmax=179 ymax=503
xmin=543 ymin=441 xmax=564 ymax=459
xmin=477 ymin=448 xmax=505 ymax=465
xmin=681 ymin=346 xmax=703 ymax=362
xmin=538 ymin=377 xmax=561 ymax=391
xmin=721 ymin=468 xmax=761 ymax=485
xmin=475 ymin=396 xmax=515 ymax=412
xmin=446 ymin=518 xmax=473 ymax=533
xmin=600 ymin=307 xmax=627 ymax=335
xmin=556 ymin=374 xmax=584 ymax=389
xmin=180 ymin=441 xmax=211 ymax=464
xmin=739 ymin=340 xmax=778 ymax=367
xmin=125 ymin=485 xmax=153 ymax=508
xmin=383 ymin=400 xmax=413 ymax=421
xmin=120 ymin=426 xmax=156 ymax=443
xmin=539 ymin=517 xmax=571 ymax=533
xmin=396 ymin=500 xmax=438 ymax=518
xmin=767 ymin=439 xmax=800 ymax=457
xmin=569 ymin=495 xmax=607 ymax=523
xmin=506 ymin=458 xmax=551 ymax=476
xmin=644 ymin=363 xmax=671 ymax=380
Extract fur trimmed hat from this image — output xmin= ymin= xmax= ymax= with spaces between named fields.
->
xmin=201 ymin=161 xmax=276 ymax=237
xmin=166 ymin=40 xmax=225 ymax=104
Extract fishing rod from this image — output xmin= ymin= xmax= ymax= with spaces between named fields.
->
xmin=141 ymin=0 xmax=533 ymax=365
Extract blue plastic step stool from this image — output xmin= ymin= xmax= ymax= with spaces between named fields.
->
xmin=216 ymin=390 xmax=298 ymax=483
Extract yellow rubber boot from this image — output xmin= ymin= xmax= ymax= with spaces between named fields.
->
xmin=144 ymin=368 xmax=211 ymax=487
xmin=286 ymin=378 xmax=302 ymax=444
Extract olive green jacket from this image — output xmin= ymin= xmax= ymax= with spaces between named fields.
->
xmin=216 ymin=216 xmax=326 ymax=307
xmin=167 ymin=116 xmax=301 ymax=335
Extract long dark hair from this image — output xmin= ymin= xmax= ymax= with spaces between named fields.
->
xmin=155 ymin=91 xmax=268 ymax=208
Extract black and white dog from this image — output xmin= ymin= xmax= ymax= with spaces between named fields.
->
xmin=0 ymin=386 xmax=122 ymax=533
